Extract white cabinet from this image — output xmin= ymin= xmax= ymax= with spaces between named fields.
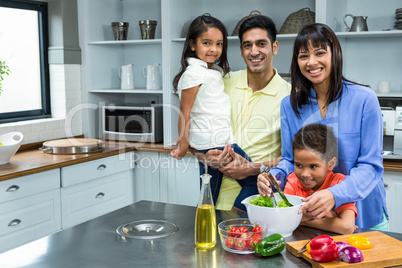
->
xmin=78 ymin=0 xmax=402 ymax=145
xmin=133 ymin=151 xmax=200 ymax=206
xmin=383 ymin=171 xmax=402 ymax=233
xmin=60 ymin=152 xmax=134 ymax=228
xmin=0 ymin=170 xmax=61 ymax=253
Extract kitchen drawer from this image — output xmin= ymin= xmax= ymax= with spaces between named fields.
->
xmin=61 ymin=170 xmax=134 ymax=228
xmin=0 ymin=189 xmax=61 ymax=253
xmin=61 ymin=152 xmax=133 ymax=187
xmin=0 ymin=169 xmax=60 ymax=204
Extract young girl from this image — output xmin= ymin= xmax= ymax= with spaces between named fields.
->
xmin=170 ymin=14 xmax=258 ymax=212
xmin=257 ymin=23 xmax=388 ymax=230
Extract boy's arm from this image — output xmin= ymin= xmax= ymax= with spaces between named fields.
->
xmin=170 ymin=85 xmax=199 ymax=160
xmin=300 ymin=209 xmax=356 ymax=235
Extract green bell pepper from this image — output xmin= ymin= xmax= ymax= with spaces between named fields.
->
xmin=255 ymin=233 xmax=286 ymax=257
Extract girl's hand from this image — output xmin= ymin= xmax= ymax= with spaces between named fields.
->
xmin=170 ymin=148 xmax=186 ymax=160
xmin=301 ymin=189 xmax=335 ymax=219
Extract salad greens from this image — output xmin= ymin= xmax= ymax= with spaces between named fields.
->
xmin=249 ymin=195 xmax=290 ymax=208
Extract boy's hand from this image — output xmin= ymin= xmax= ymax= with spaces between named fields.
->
xmin=257 ymin=173 xmax=275 ymax=197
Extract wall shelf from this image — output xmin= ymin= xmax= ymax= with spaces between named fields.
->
xmin=89 ymin=89 xmax=163 ymax=94
xmin=87 ymin=39 xmax=162 ymax=45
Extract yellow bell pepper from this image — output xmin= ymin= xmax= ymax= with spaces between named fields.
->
xmin=347 ymin=235 xmax=374 ymax=250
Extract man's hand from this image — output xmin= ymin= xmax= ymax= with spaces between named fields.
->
xmin=218 ymin=148 xmax=257 ymax=180
xmin=204 ymin=143 xmax=233 ymax=168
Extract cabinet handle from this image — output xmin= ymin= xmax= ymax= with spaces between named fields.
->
xmin=6 ymin=185 xmax=20 ymax=192
xmin=384 ymin=183 xmax=389 ymax=188
xmin=95 ymin=192 xmax=105 ymax=198
xmin=8 ymin=219 xmax=22 ymax=227
xmin=97 ymin=164 xmax=107 ymax=170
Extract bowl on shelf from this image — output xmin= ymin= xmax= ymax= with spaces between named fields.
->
xmin=217 ymin=218 xmax=266 ymax=254
xmin=241 ymin=194 xmax=304 ymax=237
xmin=0 ymin=132 xmax=24 ymax=164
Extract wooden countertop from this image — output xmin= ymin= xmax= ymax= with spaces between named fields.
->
xmin=1 ymin=140 xmax=402 ymax=181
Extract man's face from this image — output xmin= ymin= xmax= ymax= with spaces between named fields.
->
xmin=240 ymin=28 xmax=278 ymax=74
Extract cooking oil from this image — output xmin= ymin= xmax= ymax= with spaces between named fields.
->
xmin=195 ymin=204 xmax=216 ymax=248
xmin=195 ymin=161 xmax=216 ymax=249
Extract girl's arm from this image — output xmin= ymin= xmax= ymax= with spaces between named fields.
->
xmin=300 ymin=209 xmax=356 ymax=235
xmin=170 ymin=85 xmax=199 ymax=160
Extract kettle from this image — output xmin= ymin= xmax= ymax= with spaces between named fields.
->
xmin=343 ymin=14 xmax=368 ymax=32
xmin=118 ymin=64 xmax=134 ymax=89
xmin=143 ymin=63 xmax=160 ymax=90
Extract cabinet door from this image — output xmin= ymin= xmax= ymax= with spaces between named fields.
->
xmin=133 ymin=151 xmax=161 ymax=202
xmin=383 ymin=171 xmax=402 ymax=233
xmin=0 ymin=189 xmax=61 ymax=253
xmin=61 ymin=170 xmax=134 ymax=229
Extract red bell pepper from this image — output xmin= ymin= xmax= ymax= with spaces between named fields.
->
xmin=310 ymin=235 xmax=339 ymax=262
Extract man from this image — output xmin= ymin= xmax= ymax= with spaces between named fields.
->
xmin=205 ymin=15 xmax=291 ymax=212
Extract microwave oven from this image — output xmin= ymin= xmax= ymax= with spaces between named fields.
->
xmin=102 ymin=104 xmax=163 ymax=143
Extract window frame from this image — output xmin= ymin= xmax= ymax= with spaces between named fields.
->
xmin=0 ymin=0 xmax=50 ymax=123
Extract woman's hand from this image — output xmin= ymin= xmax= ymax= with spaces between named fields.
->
xmin=257 ymin=173 xmax=276 ymax=197
xmin=301 ymin=189 xmax=335 ymax=219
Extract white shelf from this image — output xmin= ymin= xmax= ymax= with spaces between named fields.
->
xmin=376 ymin=92 xmax=402 ymax=98
xmin=87 ymin=39 xmax=162 ymax=45
xmin=89 ymin=88 xmax=163 ymax=94
xmin=171 ymin=30 xmax=402 ymax=42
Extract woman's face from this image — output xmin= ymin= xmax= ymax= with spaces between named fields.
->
xmin=297 ymin=42 xmax=332 ymax=91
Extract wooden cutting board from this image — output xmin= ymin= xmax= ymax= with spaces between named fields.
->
xmin=286 ymin=231 xmax=402 ymax=267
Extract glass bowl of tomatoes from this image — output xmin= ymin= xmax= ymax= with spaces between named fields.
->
xmin=218 ymin=218 xmax=265 ymax=254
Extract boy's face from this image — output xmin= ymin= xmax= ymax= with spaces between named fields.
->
xmin=293 ymin=149 xmax=336 ymax=191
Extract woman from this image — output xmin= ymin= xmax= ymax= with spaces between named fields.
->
xmin=257 ymin=23 xmax=388 ymax=230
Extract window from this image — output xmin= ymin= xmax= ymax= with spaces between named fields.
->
xmin=0 ymin=0 xmax=50 ymax=123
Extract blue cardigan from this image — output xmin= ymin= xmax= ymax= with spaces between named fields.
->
xmin=271 ymin=81 xmax=387 ymax=229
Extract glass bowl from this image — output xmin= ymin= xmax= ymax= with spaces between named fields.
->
xmin=218 ymin=218 xmax=266 ymax=254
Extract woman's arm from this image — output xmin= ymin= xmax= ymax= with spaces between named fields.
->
xmin=170 ymin=85 xmax=199 ymax=160
xmin=300 ymin=209 xmax=356 ymax=235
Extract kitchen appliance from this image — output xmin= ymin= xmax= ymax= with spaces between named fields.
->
xmin=102 ymin=104 xmax=163 ymax=143
xmin=139 ymin=20 xmax=157 ymax=39
xmin=343 ymin=14 xmax=368 ymax=32
xmin=118 ymin=64 xmax=135 ymax=90
xmin=143 ymin=64 xmax=160 ymax=90
xmin=393 ymin=106 xmax=402 ymax=154
xmin=381 ymin=108 xmax=395 ymax=136
xmin=111 ymin=22 xmax=129 ymax=40
xmin=39 ymin=138 xmax=103 ymax=154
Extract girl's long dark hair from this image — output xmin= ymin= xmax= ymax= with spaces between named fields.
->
xmin=172 ymin=14 xmax=230 ymax=91
xmin=290 ymin=23 xmax=354 ymax=117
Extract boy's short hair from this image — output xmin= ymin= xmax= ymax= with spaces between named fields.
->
xmin=292 ymin=123 xmax=337 ymax=163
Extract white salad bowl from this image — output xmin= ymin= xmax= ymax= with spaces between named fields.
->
xmin=0 ymin=132 xmax=24 ymax=164
xmin=241 ymin=193 xmax=305 ymax=237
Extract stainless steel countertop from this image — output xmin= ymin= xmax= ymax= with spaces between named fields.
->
xmin=0 ymin=201 xmax=401 ymax=268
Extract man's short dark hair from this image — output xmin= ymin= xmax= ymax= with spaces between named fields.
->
xmin=238 ymin=15 xmax=277 ymax=45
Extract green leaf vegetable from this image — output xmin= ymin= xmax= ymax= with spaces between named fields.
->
xmin=249 ymin=195 xmax=291 ymax=208
xmin=0 ymin=60 xmax=11 ymax=95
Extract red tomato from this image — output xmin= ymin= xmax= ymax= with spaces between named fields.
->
xmin=246 ymin=234 xmax=262 ymax=250
xmin=225 ymin=237 xmax=235 ymax=249
xmin=252 ymin=226 xmax=263 ymax=235
xmin=238 ymin=226 xmax=249 ymax=234
xmin=235 ymin=237 xmax=247 ymax=251
xmin=229 ymin=227 xmax=240 ymax=237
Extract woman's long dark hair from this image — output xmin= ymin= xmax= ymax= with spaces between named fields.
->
xmin=172 ymin=14 xmax=230 ymax=91
xmin=290 ymin=23 xmax=354 ymax=117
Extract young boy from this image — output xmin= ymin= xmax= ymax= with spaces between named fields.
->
xmin=284 ymin=123 xmax=357 ymax=234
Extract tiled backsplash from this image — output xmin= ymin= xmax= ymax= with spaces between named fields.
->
xmin=0 ymin=64 xmax=83 ymax=144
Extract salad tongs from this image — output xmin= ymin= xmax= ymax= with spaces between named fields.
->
xmin=260 ymin=164 xmax=293 ymax=207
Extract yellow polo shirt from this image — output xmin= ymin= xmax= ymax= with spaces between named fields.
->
xmin=215 ymin=68 xmax=291 ymax=210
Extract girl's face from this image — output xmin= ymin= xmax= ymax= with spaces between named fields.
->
xmin=189 ymin=27 xmax=223 ymax=68
xmin=297 ymin=42 xmax=332 ymax=91
xmin=293 ymin=148 xmax=336 ymax=191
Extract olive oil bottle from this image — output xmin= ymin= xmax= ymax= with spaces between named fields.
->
xmin=195 ymin=161 xmax=216 ymax=248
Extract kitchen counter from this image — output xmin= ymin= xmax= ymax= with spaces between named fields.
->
xmin=0 ymin=200 xmax=401 ymax=268
xmin=2 ymin=140 xmax=402 ymax=182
